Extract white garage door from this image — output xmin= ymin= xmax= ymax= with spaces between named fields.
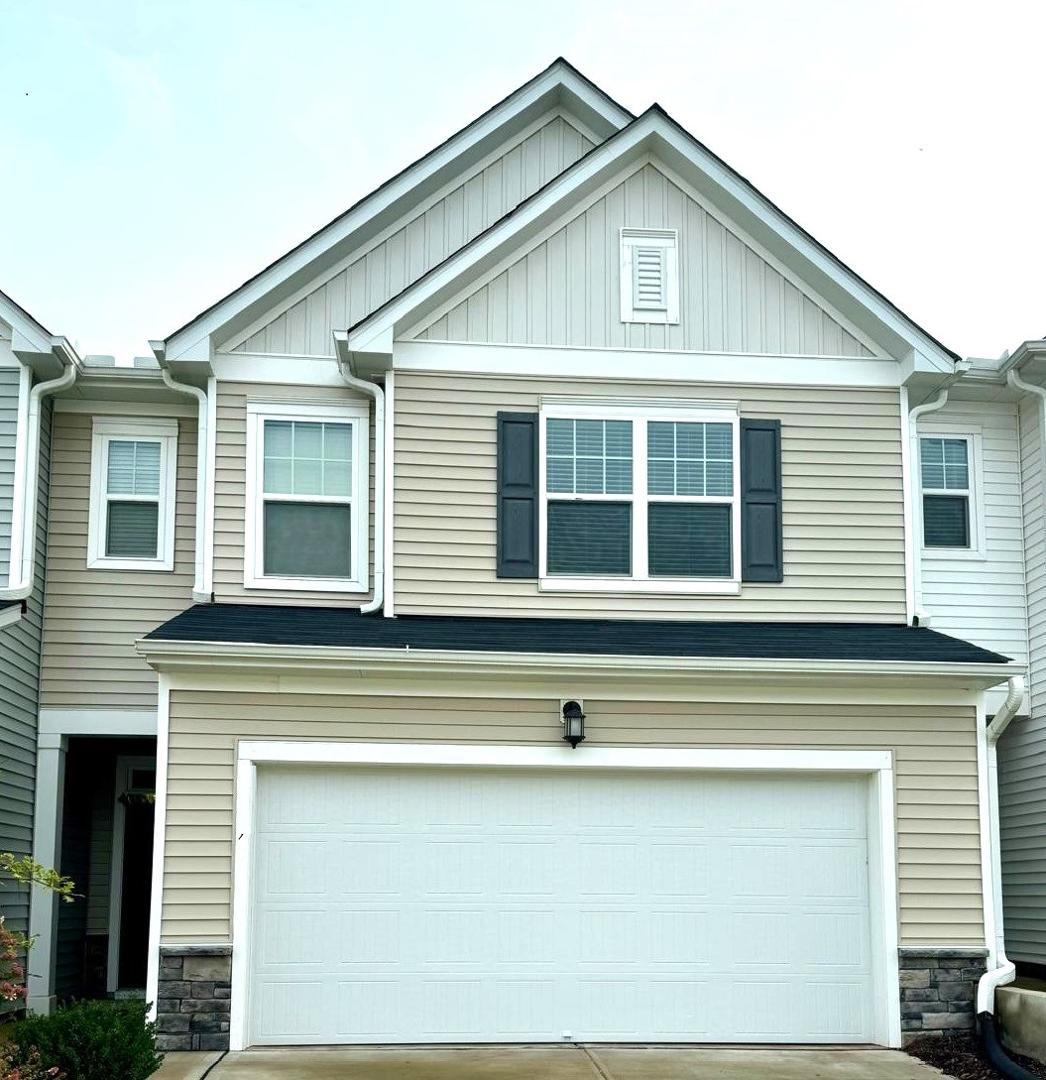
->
xmin=249 ymin=765 xmax=875 ymax=1045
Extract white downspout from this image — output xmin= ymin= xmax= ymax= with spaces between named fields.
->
xmin=156 ymin=358 xmax=211 ymax=601
xmin=333 ymin=331 xmax=384 ymax=614
xmin=0 ymin=344 xmax=78 ymax=602
xmin=977 ymin=674 xmax=1026 ymax=1015
xmin=906 ymin=360 xmax=971 ymax=625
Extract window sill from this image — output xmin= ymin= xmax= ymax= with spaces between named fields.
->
xmin=244 ymin=574 xmax=369 ymax=593
xmin=87 ymin=556 xmax=173 ymax=572
xmin=922 ymin=547 xmax=987 ymax=562
xmin=539 ymin=576 xmax=741 ymax=595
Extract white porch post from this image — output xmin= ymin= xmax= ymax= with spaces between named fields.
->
xmin=26 ymin=733 xmax=67 ymax=1014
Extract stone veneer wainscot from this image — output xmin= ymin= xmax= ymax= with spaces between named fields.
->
xmin=155 ymin=946 xmax=232 ymax=1052
xmin=898 ymin=948 xmax=988 ymax=1042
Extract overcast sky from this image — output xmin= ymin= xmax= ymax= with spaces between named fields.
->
xmin=2 ymin=0 xmax=1043 ymax=361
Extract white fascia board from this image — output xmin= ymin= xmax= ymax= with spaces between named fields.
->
xmin=135 ymin=636 xmax=1017 ymax=689
xmin=38 ymin=708 xmax=157 ymax=736
xmin=163 ymin=63 xmax=630 ymax=360
xmin=393 ymin=340 xmax=902 ymax=388
xmin=349 ymin=111 xmax=956 ymax=371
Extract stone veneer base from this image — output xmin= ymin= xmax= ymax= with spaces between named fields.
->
xmin=155 ymin=946 xmax=232 ymax=1052
xmin=152 ymin=944 xmax=989 ymax=1050
xmin=899 ymin=947 xmax=988 ymax=1043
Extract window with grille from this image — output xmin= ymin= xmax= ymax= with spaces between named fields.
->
xmin=88 ymin=418 xmax=178 ymax=570
xmin=920 ymin=435 xmax=974 ymax=549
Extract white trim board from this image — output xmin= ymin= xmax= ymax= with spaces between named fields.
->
xmin=145 ymin=675 xmax=171 ymax=1023
xmin=37 ymin=709 xmax=157 ymax=737
xmin=226 ymin=740 xmax=902 ymax=1050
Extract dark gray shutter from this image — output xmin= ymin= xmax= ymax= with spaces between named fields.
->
xmin=740 ymin=418 xmax=783 ymax=583
xmin=496 ymin=411 xmax=539 ymax=578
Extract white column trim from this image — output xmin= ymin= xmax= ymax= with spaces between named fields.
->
xmin=145 ymin=675 xmax=170 ymax=1021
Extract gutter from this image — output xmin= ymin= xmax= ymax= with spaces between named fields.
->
xmin=333 ymin=331 xmax=385 ymax=615
xmin=0 ymin=339 xmax=79 ymax=605
xmin=976 ymin=676 xmax=1037 ymax=1077
xmin=151 ymin=343 xmax=211 ymax=602
xmin=907 ymin=360 xmax=972 ymax=625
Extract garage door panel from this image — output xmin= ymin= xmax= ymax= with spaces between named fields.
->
xmin=249 ymin=766 xmax=876 ymax=1045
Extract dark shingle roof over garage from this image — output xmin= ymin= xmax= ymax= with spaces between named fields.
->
xmin=146 ymin=604 xmax=1010 ymax=665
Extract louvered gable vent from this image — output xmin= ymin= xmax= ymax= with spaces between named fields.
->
xmin=620 ymin=228 xmax=679 ymax=324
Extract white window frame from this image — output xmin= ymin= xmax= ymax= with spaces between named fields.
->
xmin=917 ymin=427 xmax=986 ymax=560
xmin=244 ymin=401 xmax=369 ymax=592
xmin=87 ymin=417 xmax=178 ymax=571
xmin=620 ymin=228 xmax=680 ymax=324
xmin=538 ymin=398 xmax=741 ymax=594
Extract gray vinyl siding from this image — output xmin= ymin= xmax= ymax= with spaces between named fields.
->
xmin=414 ymin=163 xmax=877 ymax=357
xmin=232 ymin=115 xmax=595 ymax=357
xmin=0 ymin=398 xmax=52 ymax=941
xmin=917 ymin=401 xmax=1027 ymax=663
xmin=393 ymin=373 xmax=907 ymax=621
xmin=0 ymin=367 xmax=19 ymax=579
xmin=39 ymin=410 xmax=196 ymax=708
xmin=999 ymin=392 xmax=1046 ymax=965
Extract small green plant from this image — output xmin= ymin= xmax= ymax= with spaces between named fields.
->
xmin=7 ymin=1000 xmax=162 ymax=1080
xmin=0 ymin=857 xmax=76 ymax=905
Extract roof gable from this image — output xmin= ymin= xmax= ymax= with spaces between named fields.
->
xmin=412 ymin=161 xmax=877 ymax=358
xmin=229 ymin=114 xmax=598 ymax=357
xmin=348 ymin=107 xmax=958 ymax=372
xmin=164 ymin=59 xmax=632 ymax=360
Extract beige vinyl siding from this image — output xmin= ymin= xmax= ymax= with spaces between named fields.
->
xmin=998 ymin=392 xmax=1046 ymax=964
xmin=212 ymin=382 xmax=375 ymax=605
xmin=232 ymin=115 xmax=595 ymax=357
xmin=414 ymin=163 xmax=876 ymax=357
xmin=918 ymin=401 xmax=1027 ymax=662
xmin=39 ymin=411 xmax=196 ymax=708
xmin=394 ymin=373 xmax=906 ymax=620
xmin=161 ymin=690 xmax=982 ymax=946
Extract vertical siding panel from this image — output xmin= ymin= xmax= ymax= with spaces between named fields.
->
xmin=466 ymin=291 xmax=488 ymax=341
xmin=724 ymin=231 xmax=744 ymax=352
xmin=782 ymin=279 xmax=803 ymax=353
xmin=704 ymin=216 xmax=725 ymax=352
xmin=405 ymin=216 xmax=427 ymax=284
xmin=526 ymin=245 xmax=547 ymax=345
xmin=446 ymin=299 xmax=469 ymax=341
xmin=484 ymin=158 xmax=504 ymax=225
xmin=327 ymin=272 xmax=348 ymax=338
xmin=821 ymin=310 xmax=842 ymax=355
xmin=546 ymin=229 xmax=567 ymax=346
xmin=286 ymin=300 xmax=308 ymax=354
xmin=464 ymin=174 xmax=485 ymax=242
xmin=565 ymin=216 xmax=587 ymax=347
xmin=801 ymin=295 xmax=822 ymax=354
xmin=763 ymin=266 xmax=783 ymax=353
xmin=506 ymin=260 xmax=528 ymax=342
xmin=502 ymin=145 xmax=522 ymax=210
xmin=305 ymin=289 xmax=326 ymax=355
xmin=744 ymin=247 xmax=764 ymax=352
xmin=487 ymin=273 xmax=508 ymax=342
xmin=605 ymin=184 xmax=627 ymax=350
xmin=347 ymin=259 xmax=368 ymax=326
xmin=586 ymin=200 xmax=607 ymax=349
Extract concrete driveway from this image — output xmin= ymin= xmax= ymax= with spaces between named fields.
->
xmin=156 ymin=1046 xmax=947 ymax=1080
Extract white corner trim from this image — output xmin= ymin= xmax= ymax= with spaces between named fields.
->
xmin=145 ymin=675 xmax=170 ymax=1023
xmin=226 ymin=740 xmax=899 ymax=1050
xmin=87 ymin=417 xmax=179 ymax=572
xmin=382 ymin=371 xmax=395 ymax=617
xmin=976 ymin=697 xmax=997 ymax=972
xmin=37 ymin=708 xmax=157 ymax=737
xmin=203 ymin=377 xmax=218 ymax=596
xmin=898 ymin=386 xmax=915 ymax=625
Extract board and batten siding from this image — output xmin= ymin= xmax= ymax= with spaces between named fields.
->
xmin=393 ymin=372 xmax=906 ymax=620
xmin=160 ymin=690 xmax=982 ymax=947
xmin=231 ymin=115 xmax=596 ymax=357
xmin=0 ymin=399 xmax=52 ymax=940
xmin=917 ymin=401 xmax=1027 ymax=663
xmin=998 ymin=392 xmax=1046 ymax=964
xmin=39 ymin=411 xmax=196 ymax=708
xmin=212 ymin=382 xmax=375 ymax=605
xmin=414 ymin=163 xmax=876 ymax=357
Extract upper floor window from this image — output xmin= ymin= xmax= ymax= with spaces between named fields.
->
xmin=245 ymin=401 xmax=369 ymax=592
xmin=540 ymin=402 xmax=740 ymax=593
xmin=620 ymin=228 xmax=679 ymax=324
xmin=919 ymin=433 xmax=981 ymax=554
xmin=88 ymin=418 xmax=178 ymax=571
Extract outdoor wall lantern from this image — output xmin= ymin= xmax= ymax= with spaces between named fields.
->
xmin=561 ymin=699 xmax=586 ymax=749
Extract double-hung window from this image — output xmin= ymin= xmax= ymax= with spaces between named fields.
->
xmin=540 ymin=401 xmax=741 ymax=593
xmin=88 ymin=418 xmax=178 ymax=570
xmin=919 ymin=433 xmax=980 ymax=553
xmin=245 ymin=402 xmax=369 ymax=591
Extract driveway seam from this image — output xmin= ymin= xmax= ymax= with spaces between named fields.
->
xmin=199 ymin=1051 xmax=228 ymax=1079
xmin=578 ymin=1044 xmax=612 ymax=1080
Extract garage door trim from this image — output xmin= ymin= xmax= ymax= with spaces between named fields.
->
xmin=229 ymin=742 xmax=900 ymax=1050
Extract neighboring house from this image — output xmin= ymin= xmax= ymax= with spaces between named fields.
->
xmin=0 ymin=292 xmax=76 ymax=951
xmin=5 ymin=60 xmax=1040 ymax=1053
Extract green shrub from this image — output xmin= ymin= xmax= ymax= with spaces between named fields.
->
xmin=8 ymin=1000 xmax=162 ymax=1080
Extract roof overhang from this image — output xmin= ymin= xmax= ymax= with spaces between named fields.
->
xmin=137 ymin=636 xmax=1014 ymax=691
xmin=162 ymin=59 xmax=633 ymax=362
xmin=347 ymin=107 xmax=959 ymax=374
xmin=0 ymin=290 xmax=78 ymax=378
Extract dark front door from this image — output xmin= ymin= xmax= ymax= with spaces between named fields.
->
xmin=118 ymin=798 xmax=154 ymax=989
